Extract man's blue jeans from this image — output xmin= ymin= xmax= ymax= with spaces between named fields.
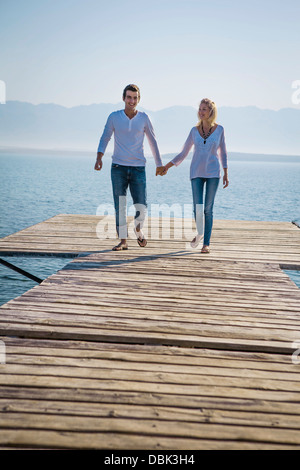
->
xmin=191 ymin=177 xmax=220 ymax=246
xmin=111 ymin=164 xmax=147 ymax=239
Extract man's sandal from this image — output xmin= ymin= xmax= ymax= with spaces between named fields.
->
xmin=134 ymin=228 xmax=147 ymax=247
xmin=112 ymin=242 xmax=128 ymax=251
xmin=137 ymin=236 xmax=147 ymax=247
xmin=201 ymin=245 xmax=210 ymax=253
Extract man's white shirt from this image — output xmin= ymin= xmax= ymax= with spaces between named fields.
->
xmin=98 ymin=110 xmax=162 ymax=167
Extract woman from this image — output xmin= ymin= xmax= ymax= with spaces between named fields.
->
xmin=162 ymin=98 xmax=229 ymax=252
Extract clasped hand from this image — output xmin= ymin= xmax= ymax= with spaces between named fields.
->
xmin=156 ymin=166 xmax=168 ymax=176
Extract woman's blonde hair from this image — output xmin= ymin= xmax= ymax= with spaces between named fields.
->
xmin=197 ymin=98 xmax=217 ymax=127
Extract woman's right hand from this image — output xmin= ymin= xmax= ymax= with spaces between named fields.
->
xmin=163 ymin=162 xmax=174 ymax=175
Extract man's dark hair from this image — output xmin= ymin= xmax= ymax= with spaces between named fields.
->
xmin=123 ymin=84 xmax=140 ymax=100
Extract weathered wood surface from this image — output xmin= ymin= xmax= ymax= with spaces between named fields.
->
xmin=1 ymin=337 xmax=300 ymax=449
xmin=0 ymin=214 xmax=300 ymax=449
xmin=1 ymin=247 xmax=299 ymax=353
xmin=0 ymin=214 xmax=299 ymax=268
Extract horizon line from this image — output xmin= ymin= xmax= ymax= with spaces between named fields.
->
xmin=2 ymin=100 xmax=299 ymax=113
xmin=0 ymin=145 xmax=300 ymax=159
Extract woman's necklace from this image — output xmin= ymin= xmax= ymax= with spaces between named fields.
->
xmin=201 ymin=123 xmax=212 ymax=144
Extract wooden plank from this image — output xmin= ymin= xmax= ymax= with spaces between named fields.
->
xmin=0 ymin=215 xmax=299 ymax=268
xmin=4 ymin=352 xmax=300 ymax=381
xmin=2 ymin=361 xmax=300 ymax=392
xmin=2 ymin=398 xmax=300 ymax=429
xmin=1 ymin=383 xmax=299 ymax=416
xmin=1 ymin=239 xmax=299 ymax=353
xmin=1 ymin=338 xmax=300 ymax=449
xmin=0 ymin=322 xmax=294 ymax=353
xmin=0 ymin=430 xmax=295 ymax=450
xmin=0 ymin=301 xmax=299 ymax=342
xmin=1 ymin=413 xmax=300 ymax=445
xmin=2 ymin=302 xmax=299 ymax=328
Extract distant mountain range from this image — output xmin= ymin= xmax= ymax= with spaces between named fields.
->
xmin=0 ymin=100 xmax=299 ymax=156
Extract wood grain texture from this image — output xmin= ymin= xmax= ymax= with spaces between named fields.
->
xmin=0 ymin=215 xmax=300 ymax=449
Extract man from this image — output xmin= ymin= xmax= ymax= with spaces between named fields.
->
xmin=94 ymin=84 xmax=164 ymax=251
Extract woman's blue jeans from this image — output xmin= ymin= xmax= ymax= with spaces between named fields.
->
xmin=111 ymin=164 xmax=147 ymax=239
xmin=191 ymin=177 xmax=220 ymax=246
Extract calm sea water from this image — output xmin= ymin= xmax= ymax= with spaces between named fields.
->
xmin=0 ymin=152 xmax=300 ymax=304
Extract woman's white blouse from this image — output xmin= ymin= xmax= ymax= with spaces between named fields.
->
xmin=171 ymin=125 xmax=228 ymax=179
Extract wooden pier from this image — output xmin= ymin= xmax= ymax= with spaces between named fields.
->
xmin=0 ymin=214 xmax=300 ymax=449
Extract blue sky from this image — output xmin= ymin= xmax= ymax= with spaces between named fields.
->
xmin=1 ymin=0 xmax=300 ymax=110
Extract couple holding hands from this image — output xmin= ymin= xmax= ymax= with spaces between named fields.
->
xmin=95 ymin=84 xmax=229 ymax=252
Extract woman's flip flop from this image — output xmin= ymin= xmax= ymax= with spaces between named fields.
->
xmin=190 ymin=234 xmax=204 ymax=248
